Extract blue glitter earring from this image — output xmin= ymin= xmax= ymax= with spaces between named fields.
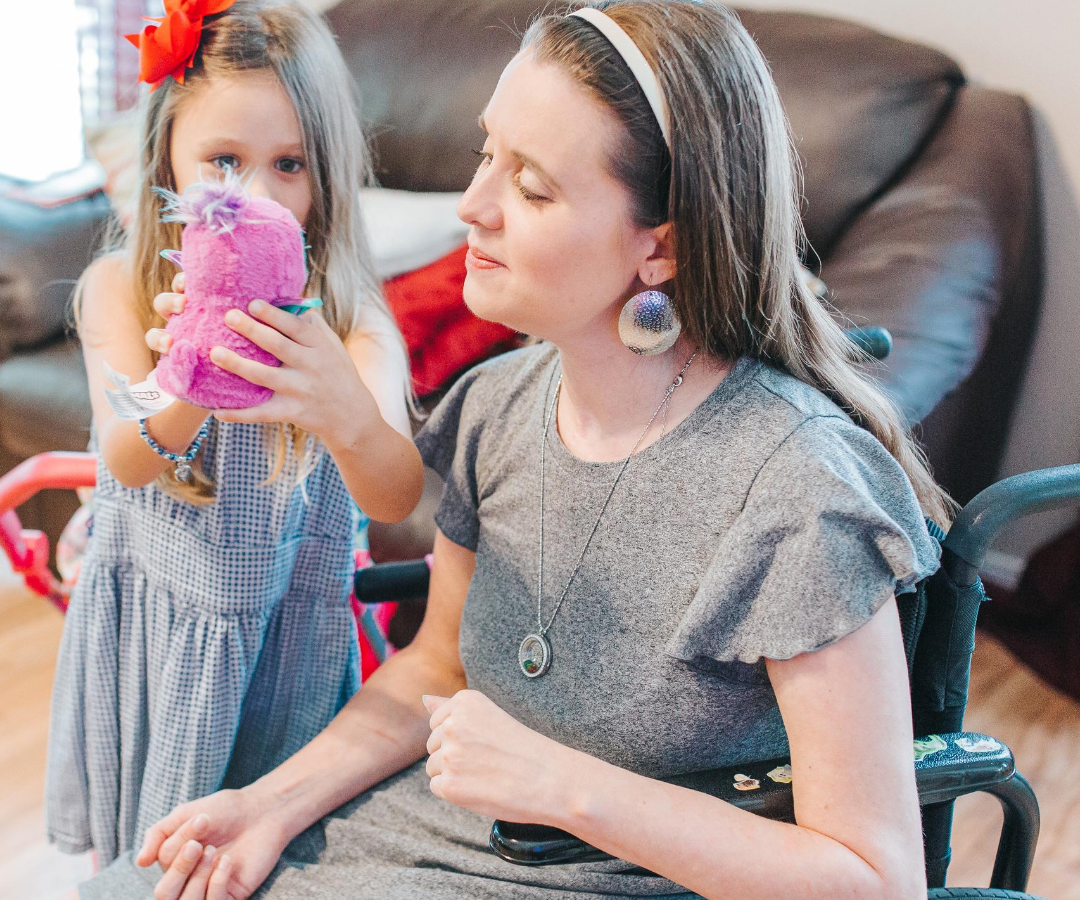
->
xmin=618 ymin=289 xmax=681 ymax=355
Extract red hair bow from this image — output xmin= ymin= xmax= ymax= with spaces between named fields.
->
xmin=125 ymin=0 xmax=238 ymax=90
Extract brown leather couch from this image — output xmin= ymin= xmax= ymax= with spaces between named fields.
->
xmin=0 ymin=1 xmax=1041 ymax=563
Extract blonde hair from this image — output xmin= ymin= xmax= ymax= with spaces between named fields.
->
xmin=79 ymin=0 xmax=411 ymax=503
xmin=525 ymin=0 xmax=954 ymax=527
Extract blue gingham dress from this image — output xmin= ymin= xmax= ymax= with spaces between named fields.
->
xmin=44 ymin=419 xmax=361 ymax=865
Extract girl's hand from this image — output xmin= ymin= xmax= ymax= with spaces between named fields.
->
xmin=210 ymin=300 xmax=383 ymax=451
xmin=146 ymin=271 xmax=187 ymax=355
xmin=136 ymin=787 xmax=289 ymax=900
xmin=423 ymin=690 xmax=581 ymax=827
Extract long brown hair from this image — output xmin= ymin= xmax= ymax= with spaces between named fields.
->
xmin=79 ymin=0 xmax=410 ymax=503
xmin=524 ymin=0 xmax=954 ymax=526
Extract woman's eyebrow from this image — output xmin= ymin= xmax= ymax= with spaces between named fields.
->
xmin=477 ymin=113 xmax=560 ymax=192
xmin=512 ymin=150 xmax=560 ymax=192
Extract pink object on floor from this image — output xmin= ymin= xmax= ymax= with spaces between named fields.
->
xmin=155 ymin=175 xmax=308 ymax=409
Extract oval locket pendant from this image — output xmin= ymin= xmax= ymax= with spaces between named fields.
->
xmin=519 ymin=632 xmax=551 ymax=678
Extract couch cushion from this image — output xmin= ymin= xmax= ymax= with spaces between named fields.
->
xmin=0 ymin=338 xmax=92 ymax=458
xmin=0 ymin=191 xmax=112 ymax=359
xmin=327 ymin=1 xmax=963 ymax=255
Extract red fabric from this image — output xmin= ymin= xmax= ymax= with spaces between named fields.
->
xmin=382 ymin=244 xmax=518 ymax=395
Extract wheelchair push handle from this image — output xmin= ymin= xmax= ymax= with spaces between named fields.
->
xmin=843 ymin=325 xmax=893 ymax=361
xmin=353 ymin=557 xmax=432 ymax=605
xmin=944 ymin=463 xmax=1080 ymax=584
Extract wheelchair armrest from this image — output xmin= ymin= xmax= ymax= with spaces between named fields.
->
xmin=490 ymin=731 xmax=1014 ymax=866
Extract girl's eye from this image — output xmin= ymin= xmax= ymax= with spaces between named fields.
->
xmin=211 ymin=155 xmax=240 ymax=172
xmin=276 ymin=157 xmax=304 ymax=174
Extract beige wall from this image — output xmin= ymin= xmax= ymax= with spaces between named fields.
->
xmin=307 ymin=0 xmax=1079 ymax=571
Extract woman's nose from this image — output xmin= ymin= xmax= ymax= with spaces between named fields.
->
xmin=457 ymin=168 xmax=503 ymax=232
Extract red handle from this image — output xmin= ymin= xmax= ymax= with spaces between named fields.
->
xmin=0 ymin=452 xmax=97 ymax=609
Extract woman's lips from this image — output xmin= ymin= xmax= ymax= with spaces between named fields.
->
xmin=465 ymin=245 xmax=505 ymax=270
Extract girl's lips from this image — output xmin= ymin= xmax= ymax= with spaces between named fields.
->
xmin=465 ymin=246 xmax=505 ymax=270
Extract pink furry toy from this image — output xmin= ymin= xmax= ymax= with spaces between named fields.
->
xmin=105 ymin=172 xmax=320 ymax=420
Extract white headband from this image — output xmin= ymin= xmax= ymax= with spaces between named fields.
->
xmin=570 ymin=7 xmax=672 ymax=152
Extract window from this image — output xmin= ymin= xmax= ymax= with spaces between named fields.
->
xmin=0 ymin=0 xmax=152 ymax=182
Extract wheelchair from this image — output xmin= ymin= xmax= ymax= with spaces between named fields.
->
xmin=2 ymin=326 xmax=1072 ymax=899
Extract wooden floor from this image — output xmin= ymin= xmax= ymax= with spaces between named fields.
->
xmin=1 ymin=566 xmax=1078 ymax=900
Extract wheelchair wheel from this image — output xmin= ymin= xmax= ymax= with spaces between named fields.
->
xmin=928 ymin=889 xmax=1049 ymax=899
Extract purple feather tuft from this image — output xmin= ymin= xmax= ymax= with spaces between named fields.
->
xmin=157 ymin=167 xmax=252 ymax=234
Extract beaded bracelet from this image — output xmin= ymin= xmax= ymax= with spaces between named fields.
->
xmin=138 ymin=419 xmax=211 ymax=484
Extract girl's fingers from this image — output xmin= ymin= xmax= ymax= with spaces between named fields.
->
xmin=172 ymin=271 xmax=186 ymax=293
xmin=212 ymin=399 xmax=285 ymax=426
xmin=245 ymin=299 xmax=322 ymax=346
xmin=158 ymin=814 xmax=211 ymax=869
xmin=208 ymin=346 xmax=286 ymax=391
xmin=154 ymin=839 xmax=204 ymax=900
xmin=137 ymin=808 xmax=200 ymax=867
xmin=206 ymin=854 xmax=234 ymax=900
xmin=146 ymin=328 xmax=173 ymax=354
xmin=223 ymin=310 xmax=302 ymax=366
xmin=178 ymin=846 xmax=217 ymax=900
xmin=154 ymin=292 xmax=186 ymax=318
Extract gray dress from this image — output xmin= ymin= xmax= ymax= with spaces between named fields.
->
xmin=83 ymin=345 xmax=939 ymax=898
xmin=50 ymin=419 xmax=360 ymax=866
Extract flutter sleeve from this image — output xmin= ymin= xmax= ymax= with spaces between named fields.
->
xmin=667 ymin=415 xmax=941 ymax=665
xmin=413 ymin=365 xmax=487 ymax=552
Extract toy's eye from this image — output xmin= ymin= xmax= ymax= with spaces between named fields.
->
xmin=211 ymin=155 xmax=240 ymax=172
xmin=276 ymin=157 xmax=304 ymax=174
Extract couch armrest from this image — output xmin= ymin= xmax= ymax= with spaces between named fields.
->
xmin=0 ymin=191 xmax=112 ymax=360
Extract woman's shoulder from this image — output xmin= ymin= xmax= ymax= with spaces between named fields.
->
xmin=699 ymin=359 xmax=918 ymax=510
xmin=415 ymin=343 xmax=554 ymax=473
xmin=439 ymin=342 xmax=555 ymax=420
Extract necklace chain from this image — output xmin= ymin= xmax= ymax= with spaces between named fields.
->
xmin=535 ymin=351 xmax=698 ymax=636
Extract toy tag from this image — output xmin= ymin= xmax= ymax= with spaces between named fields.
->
xmin=103 ymin=361 xmax=177 ymax=420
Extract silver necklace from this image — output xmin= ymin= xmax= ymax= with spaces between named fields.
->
xmin=519 ymin=351 xmax=698 ymax=677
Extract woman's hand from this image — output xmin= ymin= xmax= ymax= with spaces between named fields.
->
xmin=423 ymin=690 xmax=582 ymax=827
xmin=209 ymin=300 xmax=383 ymax=452
xmin=136 ymin=787 xmax=289 ymax=900
xmin=146 ymin=271 xmax=187 ymax=354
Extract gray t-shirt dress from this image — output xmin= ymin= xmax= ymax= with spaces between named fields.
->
xmin=83 ymin=344 xmax=939 ymax=899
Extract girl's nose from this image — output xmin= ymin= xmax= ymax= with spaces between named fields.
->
xmin=246 ymin=171 xmax=272 ymax=200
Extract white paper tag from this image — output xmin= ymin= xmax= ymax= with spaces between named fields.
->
xmin=103 ymin=362 xmax=177 ymax=421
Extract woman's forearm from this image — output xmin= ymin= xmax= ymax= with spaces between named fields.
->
xmin=249 ymin=642 xmax=467 ymax=845
xmin=324 ymin=416 xmax=423 ymax=523
xmin=554 ymin=752 xmax=917 ymax=900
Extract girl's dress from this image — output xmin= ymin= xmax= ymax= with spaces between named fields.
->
xmin=46 ymin=419 xmax=360 ymax=865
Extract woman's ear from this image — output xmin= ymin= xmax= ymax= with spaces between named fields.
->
xmin=637 ymin=222 xmax=676 ymax=287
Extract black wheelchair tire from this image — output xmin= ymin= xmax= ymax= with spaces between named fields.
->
xmin=928 ymin=890 xmax=1049 ymax=900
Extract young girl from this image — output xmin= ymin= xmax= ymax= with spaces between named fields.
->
xmin=46 ymin=0 xmax=423 ymax=868
xmin=80 ymin=1 xmax=946 ymax=898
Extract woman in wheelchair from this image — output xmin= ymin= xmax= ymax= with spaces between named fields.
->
xmin=76 ymin=2 xmax=949 ymax=898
